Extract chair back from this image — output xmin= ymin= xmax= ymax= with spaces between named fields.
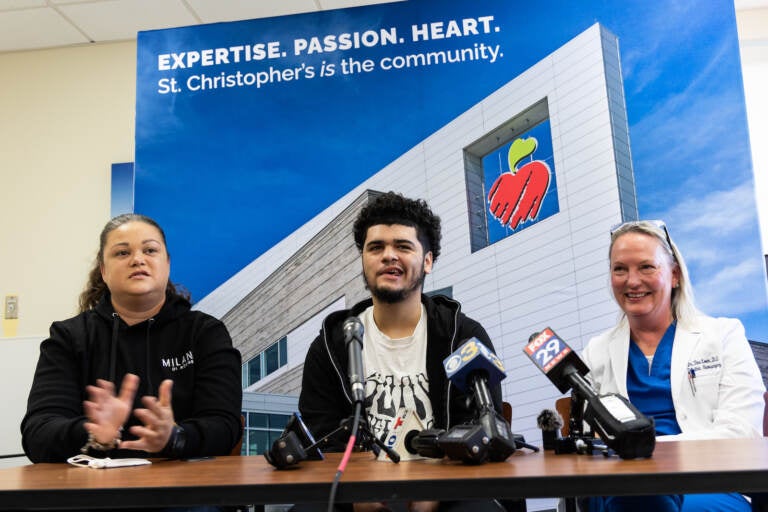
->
xmin=502 ymin=401 xmax=513 ymax=424
xmin=230 ymin=414 xmax=245 ymax=456
xmin=555 ymin=396 xmax=571 ymax=437
xmin=763 ymin=391 xmax=768 ymax=437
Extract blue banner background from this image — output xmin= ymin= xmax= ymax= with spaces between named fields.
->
xmin=135 ymin=0 xmax=768 ymax=340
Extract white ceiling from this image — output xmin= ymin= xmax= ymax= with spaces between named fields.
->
xmin=0 ymin=0 xmax=765 ymax=55
xmin=0 ymin=0 xmax=402 ymax=54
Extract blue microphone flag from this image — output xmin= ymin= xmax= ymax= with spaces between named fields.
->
xmin=443 ymin=338 xmax=506 ymax=392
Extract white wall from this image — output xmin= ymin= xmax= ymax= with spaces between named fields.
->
xmin=0 ymin=337 xmax=41 ymax=462
xmin=0 ymin=42 xmax=135 ymax=461
xmin=736 ymin=3 xmax=768 ymax=285
xmin=0 ymin=41 xmax=136 ymax=339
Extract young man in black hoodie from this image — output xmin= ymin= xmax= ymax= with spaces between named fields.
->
xmin=298 ymin=192 xmax=508 ymax=512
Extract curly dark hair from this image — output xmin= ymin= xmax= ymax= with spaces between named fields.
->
xmin=353 ymin=191 xmax=441 ymax=261
xmin=78 ymin=213 xmax=190 ymax=312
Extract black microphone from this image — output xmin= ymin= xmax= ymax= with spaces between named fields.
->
xmin=343 ymin=316 xmax=365 ymax=403
xmin=264 ymin=412 xmax=324 ymax=469
xmin=404 ymin=425 xmax=490 ymax=464
xmin=524 ymin=330 xmax=590 ymax=394
xmin=524 ymin=327 xmax=655 ymax=459
xmin=443 ymin=338 xmax=516 ymax=462
xmin=536 ymin=408 xmax=564 ymax=450
xmin=404 ymin=428 xmax=446 ymax=458
xmin=443 ymin=337 xmax=507 ymax=394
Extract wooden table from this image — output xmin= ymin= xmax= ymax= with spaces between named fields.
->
xmin=1 ymin=438 xmax=768 ymax=510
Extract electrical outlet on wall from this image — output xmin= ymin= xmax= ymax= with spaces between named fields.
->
xmin=4 ymin=295 xmax=18 ymax=319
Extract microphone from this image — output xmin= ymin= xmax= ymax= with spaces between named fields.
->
xmin=524 ymin=329 xmax=589 ymax=394
xmin=378 ymin=408 xmax=426 ymax=462
xmin=443 ymin=338 xmax=506 ymax=394
xmin=343 ymin=316 xmax=365 ymax=403
xmin=404 ymin=424 xmax=489 ymax=464
xmin=443 ymin=338 xmax=516 ymax=462
xmin=536 ymin=409 xmax=564 ymax=450
xmin=264 ymin=412 xmax=325 ymax=469
xmin=524 ymin=327 xmax=655 ymax=459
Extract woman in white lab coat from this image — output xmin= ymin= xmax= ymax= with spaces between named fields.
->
xmin=582 ymin=220 xmax=764 ymax=512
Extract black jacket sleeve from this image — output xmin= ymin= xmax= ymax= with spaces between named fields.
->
xmin=21 ymin=321 xmax=90 ymax=463
xmin=298 ymin=330 xmax=353 ymax=451
xmin=176 ymin=315 xmax=242 ymax=458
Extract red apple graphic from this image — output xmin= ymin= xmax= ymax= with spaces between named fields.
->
xmin=487 ymin=137 xmax=551 ymax=230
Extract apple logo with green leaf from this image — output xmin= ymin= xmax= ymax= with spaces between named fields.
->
xmin=487 ymin=136 xmax=551 ymax=230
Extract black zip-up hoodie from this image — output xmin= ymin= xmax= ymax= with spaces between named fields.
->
xmin=21 ymin=293 xmax=242 ymax=463
xmin=298 ymin=294 xmax=503 ymax=450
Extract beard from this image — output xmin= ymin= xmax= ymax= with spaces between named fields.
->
xmin=365 ymin=265 xmax=426 ymax=304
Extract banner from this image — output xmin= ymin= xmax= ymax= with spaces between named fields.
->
xmin=136 ymin=0 xmax=767 ymax=347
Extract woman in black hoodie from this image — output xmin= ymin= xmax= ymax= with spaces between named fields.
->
xmin=21 ymin=213 xmax=242 ymax=463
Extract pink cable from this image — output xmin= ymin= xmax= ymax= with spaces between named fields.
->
xmin=337 ymin=434 xmax=356 ymax=472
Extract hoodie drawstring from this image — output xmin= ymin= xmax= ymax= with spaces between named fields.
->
xmin=109 ymin=313 xmax=120 ymax=383
xmin=145 ymin=318 xmax=155 ymax=395
xmin=109 ymin=313 xmax=156 ymax=395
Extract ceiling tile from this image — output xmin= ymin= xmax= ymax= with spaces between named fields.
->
xmin=0 ymin=7 xmax=88 ymax=52
xmin=737 ymin=7 xmax=768 ymax=40
xmin=736 ymin=0 xmax=768 ymax=10
xmin=186 ymin=0 xmax=318 ymax=23
xmin=48 ymin=0 xmax=98 ymax=4
xmin=0 ymin=0 xmax=45 ymax=10
xmin=58 ymin=0 xmax=198 ymax=42
xmin=0 ymin=0 xmax=403 ymax=53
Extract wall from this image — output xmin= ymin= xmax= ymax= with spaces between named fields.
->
xmin=0 ymin=41 xmax=136 ymax=339
xmin=0 ymin=41 xmax=135 ymax=462
xmin=736 ymin=5 xmax=768 ymax=277
xmin=0 ymin=337 xmax=40 ymax=463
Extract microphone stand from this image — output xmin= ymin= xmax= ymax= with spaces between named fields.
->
xmin=325 ymin=404 xmax=398 ymax=512
xmin=311 ymin=415 xmax=401 ymax=463
xmin=554 ymin=392 xmax=611 ymax=456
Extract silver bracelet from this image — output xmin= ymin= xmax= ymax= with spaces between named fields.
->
xmin=81 ymin=427 xmax=123 ymax=453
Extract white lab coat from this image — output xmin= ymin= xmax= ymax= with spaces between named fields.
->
xmin=582 ymin=315 xmax=765 ymax=440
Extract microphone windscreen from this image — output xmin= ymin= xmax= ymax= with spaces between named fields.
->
xmin=343 ymin=316 xmax=364 ymax=342
xmin=536 ymin=408 xmax=564 ymax=431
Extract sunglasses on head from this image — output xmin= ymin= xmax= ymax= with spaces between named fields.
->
xmin=610 ymin=219 xmax=673 ymax=253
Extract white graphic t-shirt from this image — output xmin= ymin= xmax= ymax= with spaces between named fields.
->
xmin=359 ymin=305 xmax=434 ymax=441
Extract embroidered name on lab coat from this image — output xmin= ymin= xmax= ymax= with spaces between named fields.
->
xmin=687 ymin=355 xmax=721 ymax=375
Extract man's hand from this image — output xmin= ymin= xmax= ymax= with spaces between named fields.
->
xmin=120 ymin=379 xmax=176 ymax=453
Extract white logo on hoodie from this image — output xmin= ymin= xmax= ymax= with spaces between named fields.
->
xmin=161 ymin=350 xmax=194 ymax=372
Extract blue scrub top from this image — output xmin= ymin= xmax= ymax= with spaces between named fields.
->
xmin=626 ymin=322 xmax=681 ymax=436
xmin=624 ymin=322 xmax=750 ymax=512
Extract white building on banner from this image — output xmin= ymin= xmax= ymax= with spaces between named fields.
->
xmin=197 ymin=23 xmax=637 ymax=446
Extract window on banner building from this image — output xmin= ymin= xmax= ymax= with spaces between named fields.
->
xmin=241 ymin=411 xmax=292 ymax=456
xmin=242 ymin=336 xmax=288 ymax=388
xmin=464 ymin=98 xmax=560 ymax=252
